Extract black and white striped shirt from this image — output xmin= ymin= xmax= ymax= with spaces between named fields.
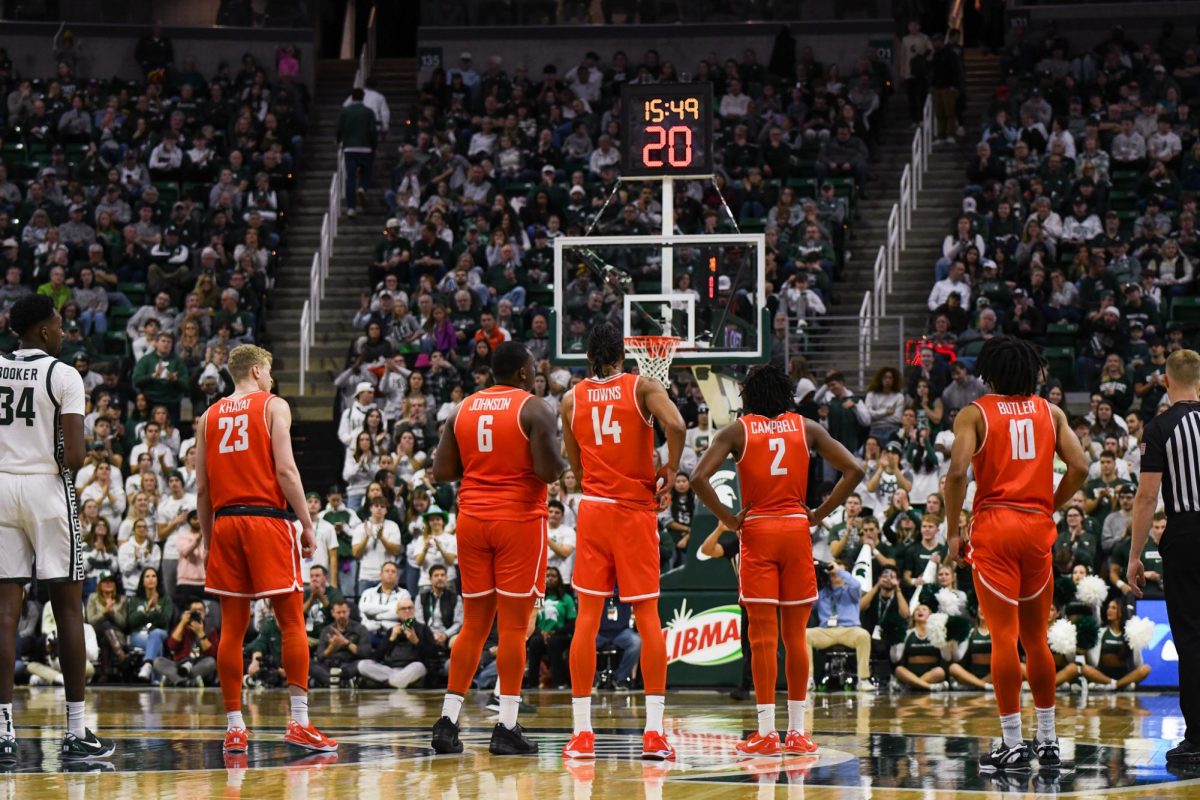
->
xmin=1141 ymin=400 xmax=1200 ymax=515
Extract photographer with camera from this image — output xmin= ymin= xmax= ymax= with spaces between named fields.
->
xmin=244 ymin=604 xmax=288 ymax=689
xmin=809 ymin=560 xmax=876 ymax=691
xmin=357 ymin=596 xmax=438 ymax=689
xmin=311 ymin=600 xmax=371 ymax=688
xmin=860 ymin=567 xmax=911 ymax=665
xmin=153 ymin=599 xmax=219 ymax=687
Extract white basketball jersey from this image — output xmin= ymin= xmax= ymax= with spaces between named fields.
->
xmin=0 ymin=349 xmax=86 ymax=475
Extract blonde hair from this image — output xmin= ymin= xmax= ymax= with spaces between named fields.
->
xmin=228 ymin=344 xmax=273 ymax=380
xmin=1166 ymin=349 xmax=1200 ymax=388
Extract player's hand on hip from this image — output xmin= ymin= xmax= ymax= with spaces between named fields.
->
xmin=654 ymin=465 xmax=675 ymax=502
xmin=300 ymin=525 xmax=316 ymax=558
xmin=1126 ymin=557 xmax=1145 ymax=599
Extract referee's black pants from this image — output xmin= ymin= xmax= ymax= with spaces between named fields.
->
xmin=1162 ymin=520 xmax=1200 ymax=744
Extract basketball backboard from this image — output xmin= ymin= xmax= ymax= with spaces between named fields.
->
xmin=549 ymin=233 xmax=769 ymax=368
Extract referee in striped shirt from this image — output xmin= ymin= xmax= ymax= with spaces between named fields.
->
xmin=1129 ymin=348 xmax=1200 ymax=765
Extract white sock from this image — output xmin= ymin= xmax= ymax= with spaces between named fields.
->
xmin=1000 ymin=711 xmax=1022 ymax=748
xmin=289 ymin=694 xmax=309 ymax=727
xmin=441 ymin=694 xmax=464 ymax=724
xmin=645 ymin=695 xmax=665 ymax=734
xmin=66 ymin=700 xmax=85 ymax=738
xmin=787 ymin=700 xmax=806 ymax=734
xmin=498 ymin=696 xmax=519 ymax=730
xmin=0 ymin=704 xmax=12 ymax=738
xmin=227 ymin=710 xmax=246 ymax=731
xmin=1035 ymin=706 xmax=1056 ymax=742
xmin=756 ymin=704 xmax=775 ymax=736
xmin=572 ymin=697 xmax=592 ymax=734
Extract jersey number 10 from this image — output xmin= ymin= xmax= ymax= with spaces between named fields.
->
xmin=218 ymin=414 xmax=250 ymax=453
xmin=1009 ymin=418 xmax=1036 ymax=461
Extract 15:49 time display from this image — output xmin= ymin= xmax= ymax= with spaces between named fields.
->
xmin=621 ymin=83 xmax=714 ymax=179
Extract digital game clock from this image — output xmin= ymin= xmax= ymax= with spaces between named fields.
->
xmin=620 ymin=83 xmax=714 ymax=179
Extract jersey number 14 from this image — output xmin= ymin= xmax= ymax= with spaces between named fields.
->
xmin=1009 ymin=418 xmax=1036 ymax=461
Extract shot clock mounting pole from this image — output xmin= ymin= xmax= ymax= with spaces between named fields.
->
xmin=661 ymin=176 xmax=674 ymax=299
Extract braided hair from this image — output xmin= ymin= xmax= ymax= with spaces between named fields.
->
xmin=586 ymin=322 xmax=624 ymax=377
xmin=740 ymin=364 xmax=796 ymax=418
xmin=974 ymin=336 xmax=1042 ymax=396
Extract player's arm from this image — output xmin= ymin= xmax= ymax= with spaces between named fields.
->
xmin=193 ymin=411 xmax=213 ymax=552
xmin=269 ymin=397 xmax=315 ymax=557
xmin=522 ymin=394 xmax=567 ymax=483
xmin=943 ymin=404 xmax=979 ymax=568
xmin=431 ymin=405 xmax=463 ymax=483
xmin=698 ymin=521 xmax=729 ymax=559
xmin=1050 ymin=403 xmax=1089 ymax=510
xmin=641 ymin=377 xmax=686 ymax=498
xmin=58 ymin=367 xmax=86 ymax=472
xmin=805 ymin=419 xmax=865 ymax=526
xmin=691 ymin=423 xmax=746 ymax=531
xmin=560 ymin=389 xmax=583 ymax=481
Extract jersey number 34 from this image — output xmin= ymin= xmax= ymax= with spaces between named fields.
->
xmin=0 ymin=386 xmax=35 ymax=426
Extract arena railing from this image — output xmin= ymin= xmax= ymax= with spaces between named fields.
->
xmin=298 ymin=149 xmax=345 ymax=396
xmin=869 ymin=95 xmax=931 ymax=327
xmin=858 ymin=291 xmax=873 ymax=389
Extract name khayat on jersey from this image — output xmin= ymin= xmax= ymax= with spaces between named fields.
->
xmin=220 ymin=397 xmax=253 ymax=413
xmin=748 ymin=418 xmax=800 ymax=435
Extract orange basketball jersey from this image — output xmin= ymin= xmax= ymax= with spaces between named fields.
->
xmin=570 ymin=372 xmax=656 ymax=509
xmin=454 ymin=386 xmax=548 ymax=521
xmin=736 ymin=412 xmax=811 ymax=517
xmin=970 ymin=394 xmax=1057 ymax=517
xmin=204 ymin=390 xmax=285 ymax=511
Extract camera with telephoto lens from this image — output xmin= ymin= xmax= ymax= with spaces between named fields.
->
xmin=401 ymin=618 xmax=414 ymax=629
xmin=189 ymin=611 xmax=202 ymax=623
xmin=814 ymin=560 xmax=836 ymax=591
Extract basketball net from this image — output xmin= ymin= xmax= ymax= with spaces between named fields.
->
xmin=625 ymin=335 xmax=679 ymax=386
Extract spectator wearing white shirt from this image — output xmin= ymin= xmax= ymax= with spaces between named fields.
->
xmin=467 ymin=117 xmax=498 ymax=160
xmin=546 ymin=500 xmax=577 ymax=585
xmin=719 ymin=78 xmax=751 ymax=122
xmin=78 ymin=461 xmax=127 ymax=529
xmin=927 ymin=261 xmax=971 ymax=311
xmin=128 ymin=421 xmax=177 ymax=477
xmin=338 ymin=382 xmax=377 ymax=447
xmin=1060 ymin=198 xmax=1102 ymax=246
xmin=154 ymin=471 xmax=196 ymax=596
xmin=302 ymin=492 xmax=340 ymax=576
xmin=344 ymin=77 xmax=391 ymax=135
xmin=118 ymin=518 xmax=161 ymax=596
xmin=934 ymin=216 xmax=986 ymax=280
xmin=1147 ymin=116 xmax=1182 ymax=167
xmin=565 ymin=54 xmax=603 ymax=104
xmin=357 ymin=561 xmax=412 ymax=639
xmin=148 ymin=132 xmax=183 ymax=179
xmin=588 ymin=135 xmax=620 ymax=178
xmin=405 ymin=505 xmax=457 ymax=589
xmin=351 ymin=497 xmax=404 ymax=597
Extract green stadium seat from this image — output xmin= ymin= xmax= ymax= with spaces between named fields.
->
xmin=1170 ymin=296 xmax=1200 ymax=324
xmin=1042 ymin=345 xmax=1076 ymax=389
xmin=118 ymin=282 xmax=146 ymax=306
xmin=103 ymin=332 xmax=130 ymax=357
xmin=1045 ymin=323 xmax=1078 ymax=347
xmin=738 ymin=216 xmax=766 ymax=232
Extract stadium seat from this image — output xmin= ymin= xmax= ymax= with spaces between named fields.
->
xmin=1042 ymin=345 xmax=1076 ymax=388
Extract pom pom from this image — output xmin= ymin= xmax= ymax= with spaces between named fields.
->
xmin=919 ymin=584 xmax=938 ymax=612
xmin=926 ymin=612 xmax=949 ymax=649
xmin=1124 ymin=616 xmax=1157 ymax=652
xmin=1048 ymin=618 xmax=1077 ymax=657
xmin=881 ymin=614 xmax=907 ymax=646
xmin=1053 ymin=576 xmax=1075 ymax=608
xmin=936 ymin=588 xmax=965 ymax=618
xmin=1075 ymin=615 xmax=1100 ymax=650
xmin=1076 ymin=575 xmax=1108 ymax=608
xmin=946 ymin=614 xmax=972 ymax=643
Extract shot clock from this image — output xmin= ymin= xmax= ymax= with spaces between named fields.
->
xmin=621 ymin=83 xmax=714 ymax=179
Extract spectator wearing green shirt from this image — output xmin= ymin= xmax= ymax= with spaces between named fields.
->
xmin=902 ymin=515 xmax=947 ymax=593
xmin=36 ymin=265 xmax=71 ymax=310
xmin=245 ymin=607 xmax=286 ymax=688
xmin=526 ymin=566 xmax=575 ymax=688
xmin=1084 ymin=451 xmax=1134 ymax=526
xmin=303 ymin=564 xmax=345 ymax=644
xmin=1109 ymin=512 xmax=1164 ymax=599
xmin=132 ymin=331 xmax=188 ymax=422
xmin=1055 ymin=506 xmax=1099 ymax=571
xmin=127 ymin=565 xmax=175 ymax=683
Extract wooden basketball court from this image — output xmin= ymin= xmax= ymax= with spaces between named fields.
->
xmin=2 ymin=687 xmax=1196 ymax=798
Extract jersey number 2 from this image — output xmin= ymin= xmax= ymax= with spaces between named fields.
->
xmin=218 ymin=414 xmax=249 ymax=453
xmin=591 ymin=405 xmax=623 ymax=445
xmin=1009 ymin=418 xmax=1036 ymax=461
xmin=0 ymin=386 xmax=35 ymax=426
xmin=768 ymin=437 xmax=788 ymax=475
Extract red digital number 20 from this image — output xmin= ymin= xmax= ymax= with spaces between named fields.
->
xmin=642 ymin=125 xmax=694 ymax=168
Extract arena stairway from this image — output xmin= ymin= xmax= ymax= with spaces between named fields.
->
xmin=818 ymin=50 xmax=1000 ymax=378
xmin=270 ymin=58 xmax=417 ymax=422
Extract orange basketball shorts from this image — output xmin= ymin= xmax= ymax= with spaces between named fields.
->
xmin=205 ymin=515 xmax=303 ymax=599
xmin=456 ymin=512 xmax=548 ymax=599
xmin=966 ymin=506 xmax=1057 ymax=606
xmin=572 ymin=498 xmax=660 ymax=602
xmin=739 ymin=516 xmax=818 ymax=606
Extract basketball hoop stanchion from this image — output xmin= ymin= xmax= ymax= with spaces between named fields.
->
xmin=625 ymin=335 xmax=680 ymax=386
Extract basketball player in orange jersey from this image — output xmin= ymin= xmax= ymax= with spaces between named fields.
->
xmin=428 ymin=342 xmax=564 ymax=756
xmin=944 ymin=337 xmax=1088 ymax=772
xmin=195 ymin=345 xmax=337 ymax=754
xmin=691 ymin=364 xmax=863 ymax=757
xmin=560 ymin=323 xmax=686 ymax=761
